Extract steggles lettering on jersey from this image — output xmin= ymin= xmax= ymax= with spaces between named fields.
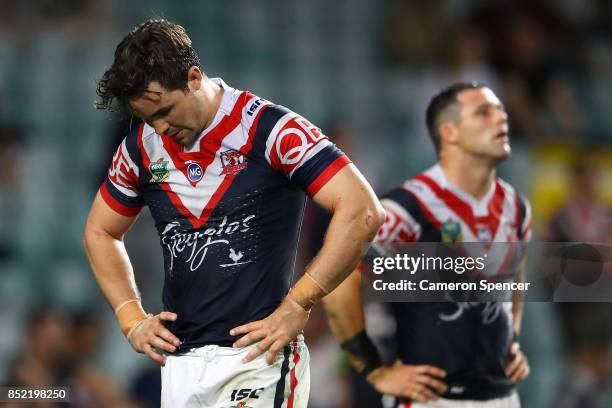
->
xmin=99 ymin=78 xmax=351 ymax=350
xmin=371 ymin=163 xmax=532 ymax=401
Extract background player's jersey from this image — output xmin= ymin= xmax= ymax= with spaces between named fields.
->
xmin=373 ymin=164 xmax=531 ymax=400
xmin=100 ymin=79 xmax=350 ymax=350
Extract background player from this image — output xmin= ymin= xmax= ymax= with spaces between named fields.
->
xmin=324 ymin=83 xmax=531 ymax=407
xmin=83 ymin=19 xmax=385 ymax=407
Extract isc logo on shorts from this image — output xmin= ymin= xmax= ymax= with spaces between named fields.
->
xmin=228 ymin=387 xmax=263 ymax=407
xmin=187 ymin=162 xmax=203 ymax=182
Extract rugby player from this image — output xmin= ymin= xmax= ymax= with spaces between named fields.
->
xmin=83 ymin=19 xmax=385 ymax=408
xmin=324 ymin=83 xmax=531 ymax=407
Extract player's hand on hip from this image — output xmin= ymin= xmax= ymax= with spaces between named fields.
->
xmin=230 ymin=296 xmax=310 ymax=365
xmin=367 ymin=360 xmax=447 ymax=403
xmin=128 ymin=311 xmax=181 ymax=365
xmin=506 ymin=342 xmax=529 ymax=383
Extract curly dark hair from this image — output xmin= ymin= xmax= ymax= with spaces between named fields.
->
xmin=95 ymin=19 xmax=201 ymax=113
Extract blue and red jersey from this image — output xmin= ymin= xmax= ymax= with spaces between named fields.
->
xmin=100 ymin=79 xmax=350 ymax=350
xmin=372 ymin=164 xmax=531 ymax=400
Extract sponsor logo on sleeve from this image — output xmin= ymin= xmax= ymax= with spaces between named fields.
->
xmin=276 ymin=117 xmax=325 ymax=167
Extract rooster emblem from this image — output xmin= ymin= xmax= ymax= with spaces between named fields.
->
xmin=228 ymin=248 xmax=243 ymax=263
xmin=220 ymin=247 xmax=252 ymax=268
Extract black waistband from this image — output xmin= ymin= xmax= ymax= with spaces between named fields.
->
xmin=173 ymin=340 xmax=235 ymax=354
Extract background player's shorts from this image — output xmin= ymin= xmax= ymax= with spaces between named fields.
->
xmin=161 ymin=335 xmax=309 ymax=408
xmin=385 ymin=391 xmax=520 ymax=408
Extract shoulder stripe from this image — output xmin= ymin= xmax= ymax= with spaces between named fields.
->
xmin=243 ymin=93 xmax=272 ymax=129
xmin=262 ymin=108 xmax=295 ymax=165
xmin=304 ymin=155 xmax=351 ymax=196
xmin=123 ymin=121 xmax=143 ymax=167
xmin=486 ymin=181 xmax=506 ymax=240
xmin=402 ymin=183 xmax=442 ymax=231
xmin=100 ymin=181 xmax=142 ymax=217
xmin=136 ymin=122 xmax=150 ymax=170
xmin=413 ymin=174 xmax=475 ymax=234
xmin=288 ymin=139 xmax=332 ymax=178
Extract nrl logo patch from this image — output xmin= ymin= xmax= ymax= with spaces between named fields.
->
xmin=150 ymin=158 xmax=170 ymax=183
xmin=220 ymin=149 xmax=247 ymax=176
xmin=441 ymin=219 xmax=462 ymax=243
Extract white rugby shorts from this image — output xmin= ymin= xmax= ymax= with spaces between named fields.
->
xmin=386 ymin=391 xmax=520 ymax=408
xmin=161 ymin=336 xmax=309 ymax=408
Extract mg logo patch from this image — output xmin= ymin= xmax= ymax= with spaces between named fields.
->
xmin=186 ymin=161 xmax=203 ymax=183
xmin=149 ymin=158 xmax=169 ymax=183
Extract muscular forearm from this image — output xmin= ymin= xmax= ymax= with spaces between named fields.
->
xmin=83 ymin=225 xmax=140 ymax=310
xmin=512 ymin=299 xmax=523 ymax=335
xmin=84 ymin=224 xmax=151 ymax=338
xmin=290 ymin=200 xmax=384 ymax=308
xmin=323 ymin=270 xmax=365 ymax=341
xmin=512 ymin=259 xmax=526 ymax=335
xmin=83 ymin=196 xmax=178 ymax=364
xmin=323 ymin=270 xmax=377 ymax=375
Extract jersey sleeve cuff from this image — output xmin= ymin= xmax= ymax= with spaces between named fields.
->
xmin=305 ymin=155 xmax=351 ymax=197
xmin=100 ymin=182 xmax=142 ymax=217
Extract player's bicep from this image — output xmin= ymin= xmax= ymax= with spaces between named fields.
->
xmin=86 ymin=192 xmax=139 ymax=241
xmin=311 ymin=163 xmax=378 ymax=214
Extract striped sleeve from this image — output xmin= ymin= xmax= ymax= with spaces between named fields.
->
xmin=263 ymin=110 xmax=351 ymax=196
xmin=371 ymin=189 xmax=422 ymax=255
xmin=99 ymin=134 xmax=144 ymax=217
